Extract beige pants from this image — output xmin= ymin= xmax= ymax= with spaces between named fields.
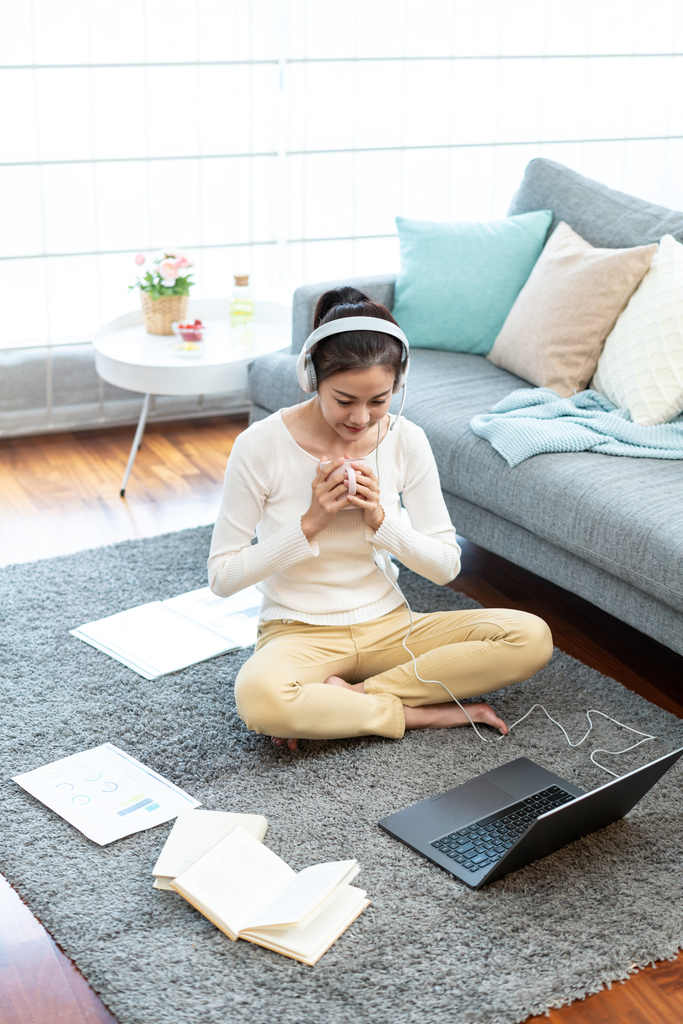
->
xmin=234 ymin=605 xmax=553 ymax=740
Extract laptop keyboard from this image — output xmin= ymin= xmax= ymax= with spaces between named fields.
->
xmin=430 ymin=785 xmax=574 ymax=874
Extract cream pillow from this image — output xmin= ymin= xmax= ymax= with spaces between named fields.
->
xmin=592 ymin=234 xmax=683 ymax=425
xmin=487 ymin=221 xmax=657 ymax=397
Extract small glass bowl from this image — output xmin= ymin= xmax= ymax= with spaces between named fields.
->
xmin=171 ymin=320 xmax=207 ymax=356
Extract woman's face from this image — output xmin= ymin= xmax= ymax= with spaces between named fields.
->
xmin=317 ymin=365 xmax=396 ymax=443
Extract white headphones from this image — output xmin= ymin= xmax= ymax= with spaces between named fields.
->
xmin=295 ymin=315 xmax=410 ymax=428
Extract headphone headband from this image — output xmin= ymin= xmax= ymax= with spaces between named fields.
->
xmin=296 ymin=316 xmax=410 ymax=405
xmin=303 ymin=315 xmax=409 ymax=352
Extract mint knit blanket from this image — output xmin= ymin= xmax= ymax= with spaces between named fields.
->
xmin=470 ymin=388 xmax=683 ymax=467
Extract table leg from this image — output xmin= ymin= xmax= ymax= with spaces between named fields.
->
xmin=120 ymin=393 xmax=151 ymax=497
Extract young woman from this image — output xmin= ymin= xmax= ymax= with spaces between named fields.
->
xmin=209 ymin=287 xmax=553 ymax=750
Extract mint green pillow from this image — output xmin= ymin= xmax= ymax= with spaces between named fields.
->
xmin=392 ymin=210 xmax=553 ymax=354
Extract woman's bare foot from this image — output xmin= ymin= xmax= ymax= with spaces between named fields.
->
xmin=403 ymin=701 xmax=508 ymax=735
xmin=270 ymin=689 xmax=506 ymax=749
xmin=324 ymin=678 xmax=507 ymax=734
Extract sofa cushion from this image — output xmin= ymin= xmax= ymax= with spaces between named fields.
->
xmin=592 ymin=234 xmax=683 ymax=425
xmin=487 ymin=222 xmax=657 ymax=396
xmin=509 ymin=158 xmax=683 ymax=248
xmin=443 ymin=492 xmax=683 ymax=657
xmin=402 ymin=352 xmax=683 ymax=614
xmin=392 ymin=210 xmax=552 ymax=355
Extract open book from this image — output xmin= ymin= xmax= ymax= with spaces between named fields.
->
xmin=170 ymin=826 xmax=369 ymax=965
xmin=70 ymin=585 xmax=261 ymax=679
xmin=152 ymin=809 xmax=268 ymax=890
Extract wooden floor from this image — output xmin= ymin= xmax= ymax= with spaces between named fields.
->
xmin=0 ymin=416 xmax=246 ymax=568
xmin=1 ymin=416 xmax=682 ymax=1024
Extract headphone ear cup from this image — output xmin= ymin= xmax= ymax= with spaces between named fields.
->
xmin=392 ymin=349 xmax=409 ymax=394
xmin=296 ymin=345 xmax=310 ymax=392
xmin=307 ymin=352 xmax=318 ymax=392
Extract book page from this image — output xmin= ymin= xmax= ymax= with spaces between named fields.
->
xmin=153 ymin=876 xmax=176 ymax=890
xmin=243 ymin=860 xmax=358 ymax=930
xmin=171 ymin=827 xmax=294 ymax=938
xmin=241 ymin=886 xmax=370 ymax=966
xmin=153 ymin=810 xmax=268 ymax=880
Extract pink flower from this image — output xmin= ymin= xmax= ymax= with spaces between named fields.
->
xmin=134 ymin=253 xmax=146 ymax=266
xmin=175 ymin=255 xmax=190 ymax=269
xmin=158 ymin=258 xmax=178 ymax=286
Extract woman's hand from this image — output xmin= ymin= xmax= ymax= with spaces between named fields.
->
xmin=346 ymin=461 xmax=384 ymax=531
xmin=301 ymin=457 xmax=352 ymax=542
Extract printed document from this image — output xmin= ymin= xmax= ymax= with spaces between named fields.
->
xmin=13 ymin=743 xmax=201 ymax=845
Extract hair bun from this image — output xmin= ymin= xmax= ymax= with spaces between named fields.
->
xmin=313 ymin=286 xmax=371 ymax=328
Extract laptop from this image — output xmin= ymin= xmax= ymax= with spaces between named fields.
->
xmin=378 ymin=746 xmax=683 ymax=890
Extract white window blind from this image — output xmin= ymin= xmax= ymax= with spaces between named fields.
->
xmin=3 ymin=0 xmax=683 ymax=351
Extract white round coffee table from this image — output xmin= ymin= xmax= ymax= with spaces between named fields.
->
xmin=94 ymin=299 xmax=290 ymax=495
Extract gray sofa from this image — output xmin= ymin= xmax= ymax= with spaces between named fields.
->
xmin=247 ymin=159 xmax=683 ymax=658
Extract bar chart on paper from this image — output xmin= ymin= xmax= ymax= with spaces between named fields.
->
xmin=13 ymin=743 xmax=201 ymax=845
xmin=118 ymin=793 xmax=161 ymax=816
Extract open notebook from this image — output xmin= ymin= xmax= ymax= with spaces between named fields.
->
xmin=70 ymin=586 xmax=261 ymax=679
xmin=170 ymin=826 xmax=369 ymax=965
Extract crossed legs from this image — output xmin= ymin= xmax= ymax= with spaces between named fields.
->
xmin=234 ymin=606 xmax=553 ymax=749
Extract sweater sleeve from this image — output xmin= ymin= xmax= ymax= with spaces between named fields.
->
xmin=207 ymin=422 xmax=319 ymax=598
xmin=366 ymin=420 xmax=461 ymax=586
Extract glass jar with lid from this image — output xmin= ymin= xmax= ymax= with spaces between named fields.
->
xmin=230 ymin=274 xmax=255 ymax=327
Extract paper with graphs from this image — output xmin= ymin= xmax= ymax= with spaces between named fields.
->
xmin=13 ymin=743 xmax=201 ymax=845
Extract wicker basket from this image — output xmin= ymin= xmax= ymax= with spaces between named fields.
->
xmin=140 ymin=292 xmax=189 ymax=335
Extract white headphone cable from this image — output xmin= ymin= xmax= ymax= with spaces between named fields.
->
xmin=381 ymin=569 xmax=495 ymax=743
xmin=377 ymin=566 xmax=656 ymax=775
xmin=503 ymin=704 xmax=655 ymax=778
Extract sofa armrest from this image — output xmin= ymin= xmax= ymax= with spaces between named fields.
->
xmin=248 ymin=351 xmax=301 ymax=412
xmin=291 ymin=273 xmax=397 ymax=353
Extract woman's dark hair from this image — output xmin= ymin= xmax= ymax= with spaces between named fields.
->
xmin=311 ymin=286 xmax=406 ymax=392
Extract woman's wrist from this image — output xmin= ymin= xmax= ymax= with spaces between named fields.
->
xmin=300 ymin=512 xmax=320 ymax=543
xmin=365 ymin=505 xmax=385 ymax=532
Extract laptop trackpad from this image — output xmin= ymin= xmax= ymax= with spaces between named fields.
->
xmin=431 ymin=779 xmax=512 ymax=827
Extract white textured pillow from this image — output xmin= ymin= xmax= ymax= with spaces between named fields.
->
xmin=592 ymin=234 xmax=683 ymax=425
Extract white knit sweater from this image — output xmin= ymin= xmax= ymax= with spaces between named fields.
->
xmin=208 ymin=409 xmax=461 ymax=625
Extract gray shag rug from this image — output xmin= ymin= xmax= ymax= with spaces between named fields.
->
xmin=2 ymin=526 xmax=683 ymax=1024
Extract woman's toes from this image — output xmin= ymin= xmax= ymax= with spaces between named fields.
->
xmin=477 ymin=704 xmax=508 ymax=735
xmin=270 ymin=736 xmax=300 ymax=750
